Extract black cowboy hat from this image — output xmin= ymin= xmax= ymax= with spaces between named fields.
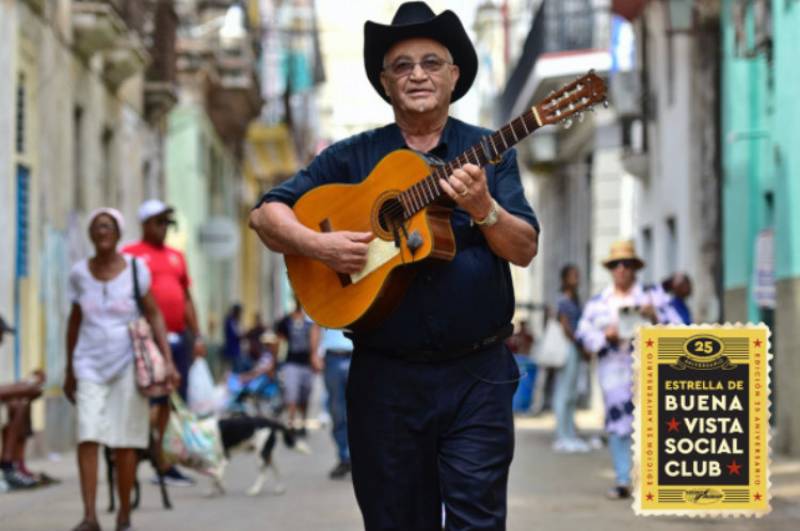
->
xmin=364 ymin=2 xmax=478 ymax=104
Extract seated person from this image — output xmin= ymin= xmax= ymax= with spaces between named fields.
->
xmin=228 ymin=331 xmax=280 ymax=403
xmin=0 ymin=316 xmax=48 ymax=490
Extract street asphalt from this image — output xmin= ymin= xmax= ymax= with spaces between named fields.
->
xmin=1 ymin=413 xmax=798 ymax=530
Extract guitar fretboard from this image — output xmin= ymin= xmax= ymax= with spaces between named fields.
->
xmin=399 ymin=109 xmax=540 ymax=219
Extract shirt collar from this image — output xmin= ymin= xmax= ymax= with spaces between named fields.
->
xmin=387 ymin=116 xmax=456 ymax=159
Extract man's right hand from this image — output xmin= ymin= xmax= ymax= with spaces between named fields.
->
xmin=604 ymin=325 xmax=620 ymax=346
xmin=63 ymin=372 xmax=77 ymax=404
xmin=314 ymin=231 xmax=374 ymax=274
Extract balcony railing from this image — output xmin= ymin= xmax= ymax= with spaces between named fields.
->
xmin=500 ymin=0 xmax=611 ymax=119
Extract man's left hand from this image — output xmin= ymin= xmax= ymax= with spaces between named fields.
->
xmin=193 ymin=337 xmax=207 ymax=359
xmin=439 ymin=163 xmax=494 ymax=222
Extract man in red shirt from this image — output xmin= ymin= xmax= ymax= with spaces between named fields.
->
xmin=123 ymin=199 xmax=206 ymax=486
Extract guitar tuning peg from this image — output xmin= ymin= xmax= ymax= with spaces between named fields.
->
xmin=578 ymin=112 xmax=585 ymax=123
xmin=603 ymin=99 xmax=610 ymax=109
xmin=563 ymin=118 xmax=573 ymax=130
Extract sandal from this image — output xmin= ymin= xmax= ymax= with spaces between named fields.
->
xmin=71 ymin=520 xmax=101 ymax=531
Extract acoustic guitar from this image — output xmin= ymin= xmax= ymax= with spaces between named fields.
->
xmin=286 ymin=71 xmax=607 ymax=330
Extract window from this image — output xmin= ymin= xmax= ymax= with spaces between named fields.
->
xmin=641 ymin=227 xmax=653 ymax=284
xmin=15 ymin=73 xmax=26 ymax=155
xmin=666 ymin=217 xmax=677 ymax=275
xmin=101 ymin=127 xmax=114 ymax=204
xmin=74 ymin=107 xmax=84 ymax=210
xmin=733 ymin=0 xmax=772 ymax=59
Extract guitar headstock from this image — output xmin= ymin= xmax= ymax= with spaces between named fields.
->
xmin=533 ymin=71 xmax=607 ymax=128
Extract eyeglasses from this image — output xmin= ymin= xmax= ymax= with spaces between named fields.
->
xmin=383 ymin=56 xmax=452 ymax=78
xmin=91 ymin=222 xmax=117 ymax=233
xmin=609 ymin=260 xmax=638 ymax=270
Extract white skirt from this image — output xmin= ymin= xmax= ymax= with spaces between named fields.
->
xmin=76 ymin=362 xmax=149 ymax=449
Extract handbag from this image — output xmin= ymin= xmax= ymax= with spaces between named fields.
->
xmin=534 ymin=319 xmax=572 ymax=368
xmin=129 ymin=258 xmax=170 ymax=397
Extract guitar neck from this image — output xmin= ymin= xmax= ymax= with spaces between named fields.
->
xmin=400 ymin=110 xmax=541 ymax=218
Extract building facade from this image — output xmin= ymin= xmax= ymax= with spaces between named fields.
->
xmin=721 ymin=0 xmax=800 ymax=455
xmin=0 ymin=0 xmax=176 ymax=452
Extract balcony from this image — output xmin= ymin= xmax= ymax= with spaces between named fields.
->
xmin=103 ymin=38 xmax=150 ymax=88
xmin=21 ymin=0 xmax=45 ymax=14
xmin=72 ymin=1 xmax=151 ymax=88
xmin=499 ymin=0 xmax=611 ymax=123
xmin=144 ymin=0 xmax=179 ymax=121
xmin=71 ymin=1 xmax=128 ymax=57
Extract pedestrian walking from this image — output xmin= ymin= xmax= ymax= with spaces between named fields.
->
xmin=576 ymin=240 xmax=681 ymax=500
xmin=123 ymin=199 xmax=205 ymax=487
xmin=64 ymin=208 xmax=178 ymax=531
xmin=663 ymin=272 xmax=693 ymax=324
xmin=249 ymin=3 xmax=539 ymax=527
xmin=275 ymin=303 xmax=319 ymax=435
xmin=551 ymin=264 xmax=590 ymax=453
xmin=312 ymin=326 xmax=353 ymax=479
xmin=223 ymin=303 xmax=244 ymax=373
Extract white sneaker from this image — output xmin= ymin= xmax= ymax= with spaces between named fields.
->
xmin=551 ymin=438 xmax=571 ymax=453
xmin=566 ymin=437 xmax=591 ymax=453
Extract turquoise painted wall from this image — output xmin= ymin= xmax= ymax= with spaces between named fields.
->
xmin=721 ymin=0 xmax=800 ymax=319
xmin=772 ymin=0 xmax=800 ymax=281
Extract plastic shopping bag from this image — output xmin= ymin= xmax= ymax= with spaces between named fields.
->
xmin=534 ymin=320 xmax=571 ymax=368
xmin=187 ymin=358 xmax=216 ymax=417
xmin=162 ymin=393 xmax=224 ymax=476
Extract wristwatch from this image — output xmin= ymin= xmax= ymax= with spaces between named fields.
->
xmin=474 ymin=198 xmax=500 ymax=227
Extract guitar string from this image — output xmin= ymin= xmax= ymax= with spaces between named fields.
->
xmin=379 ymin=114 xmax=538 ymax=223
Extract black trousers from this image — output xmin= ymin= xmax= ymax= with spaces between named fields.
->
xmin=347 ymin=344 xmax=518 ymax=531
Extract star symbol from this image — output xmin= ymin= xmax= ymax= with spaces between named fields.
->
xmin=645 ymin=492 xmax=654 ymax=501
xmin=754 ymin=492 xmax=762 ymax=501
xmin=645 ymin=339 xmax=654 ymax=348
xmin=727 ymin=460 xmax=742 ymax=475
xmin=754 ymin=339 xmax=762 ymax=348
xmin=666 ymin=417 xmax=680 ymax=433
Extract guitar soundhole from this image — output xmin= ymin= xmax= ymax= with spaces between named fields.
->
xmin=377 ymin=197 xmax=404 ymax=235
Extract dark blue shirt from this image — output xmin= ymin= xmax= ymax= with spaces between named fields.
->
xmin=223 ymin=316 xmax=241 ymax=361
xmin=257 ymin=117 xmax=540 ymax=353
xmin=669 ymin=296 xmax=692 ymax=325
xmin=556 ymin=294 xmax=582 ymax=332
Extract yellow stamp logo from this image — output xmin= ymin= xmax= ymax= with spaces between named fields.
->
xmin=633 ymin=324 xmax=771 ymax=516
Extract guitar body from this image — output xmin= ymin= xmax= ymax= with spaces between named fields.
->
xmin=286 ymin=149 xmax=456 ymax=330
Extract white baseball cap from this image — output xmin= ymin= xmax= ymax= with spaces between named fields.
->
xmin=138 ymin=199 xmax=174 ymax=222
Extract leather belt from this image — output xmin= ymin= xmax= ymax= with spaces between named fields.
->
xmin=326 ymin=349 xmax=352 ymax=357
xmin=359 ymin=323 xmax=514 ymax=363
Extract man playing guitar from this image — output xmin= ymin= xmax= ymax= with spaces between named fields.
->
xmin=250 ymin=3 xmax=539 ymax=529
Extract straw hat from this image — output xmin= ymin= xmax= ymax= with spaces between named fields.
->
xmin=601 ymin=240 xmax=645 ymax=270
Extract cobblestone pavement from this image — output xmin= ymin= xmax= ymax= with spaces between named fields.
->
xmin=1 ymin=414 xmax=799 ymax=530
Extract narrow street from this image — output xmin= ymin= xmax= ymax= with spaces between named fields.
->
xmin=2 ymin=414 xmax=799 ymax=530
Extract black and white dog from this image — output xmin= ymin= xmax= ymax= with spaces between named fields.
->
xmin=210 ymin=415 xmax=311 ymax=496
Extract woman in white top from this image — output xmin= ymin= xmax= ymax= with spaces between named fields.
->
xmin=64 ymin=208 xmax=178 ymax=531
